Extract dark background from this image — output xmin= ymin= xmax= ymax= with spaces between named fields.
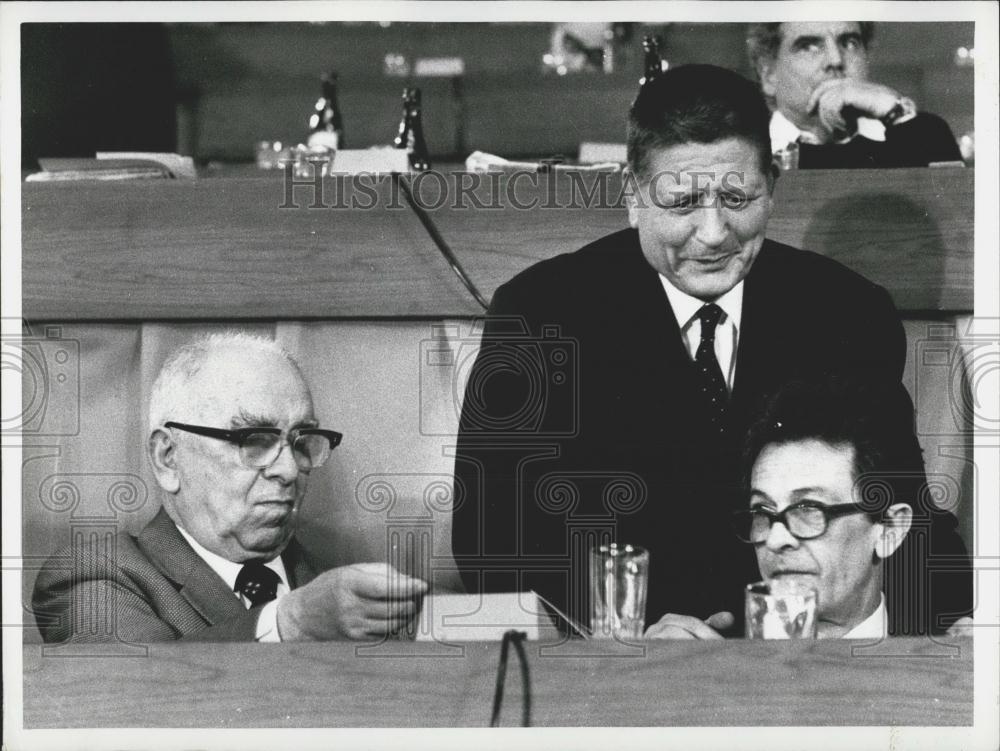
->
xmin=22 ymin=21 xmax=975 ymax=167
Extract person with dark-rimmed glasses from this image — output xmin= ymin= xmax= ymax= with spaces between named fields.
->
xmin=452 ymin=64 xmax=970 ymax=636
xmin=33 ymin=332 xmax=427 ymax=643
xmin=646 ymin=376 xmax=972 ymax=639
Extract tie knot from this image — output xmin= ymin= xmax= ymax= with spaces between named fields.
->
xmin=696 ymin=304 xmax=724 ymax=338
xmin=235 ymin=561 xmax=281 ymax=607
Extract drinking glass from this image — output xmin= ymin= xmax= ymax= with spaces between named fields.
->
xmin=745 ymin=579 xmax=818 ymax=639
xmin=774 ymin=141 xmax=800 ymax=170
xmin=589 ymin=543 xmax=649 ymax=639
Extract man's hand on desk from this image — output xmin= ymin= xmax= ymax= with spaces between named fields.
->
xmin=644 ymin=611 xmax=735 ymax=639
xmin=276 ymin=563 xmax=428 ymax=641
xmin=808 ymin=79 xmax=908 ymax=139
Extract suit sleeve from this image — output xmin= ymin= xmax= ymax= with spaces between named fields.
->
xmin=32 ymin=550 xmax=185 ymax=643
xmin=451 ymin=282 xmax=510 ymax=596
xmin=863 ymin=283 xmax=908 ymax=382
xmin=889 ymin=113 xmax=963 ymax=165
xmin=451 ymin=280 xmax=547 ymax=597
xmin=31 ymin=542 xmax=262 ymax=643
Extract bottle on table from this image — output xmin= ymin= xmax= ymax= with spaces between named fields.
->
xmin=393 ymin=87 xmax=430 ymax=172
xmin=307 ymin=71 xmax=345 ymax=151
xmin=639 ymin=35 xmax=665 ymax=87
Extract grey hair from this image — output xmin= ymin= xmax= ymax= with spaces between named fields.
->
xmin=148 ymin=331 xmax=300 ymax=434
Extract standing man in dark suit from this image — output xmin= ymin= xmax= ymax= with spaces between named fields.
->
xmin=450 ymin=64 xmax=969 ymax=634
xmin=746 ymin=22 xmax=962 ymax=168
xmin=33 ymin=332 xmax=426 ymax=642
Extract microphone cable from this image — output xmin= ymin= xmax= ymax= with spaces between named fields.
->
xmin=489 ymin=629 xmax=531 ymax=727
xmin=394 ymin=172 xmax=491 ymax=311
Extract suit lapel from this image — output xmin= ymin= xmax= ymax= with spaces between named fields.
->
xmin=139 ymin=507 xmax=318 ymax=625
xmin=281 ymin=538 xmax=318 ymax=589
xmin=732 ymin=241 xmax=785 ymax=419
xmin=617 ymin=237 xmax=694 ymax=375
xmin=138 ymin=508 xmax=248 ymax=626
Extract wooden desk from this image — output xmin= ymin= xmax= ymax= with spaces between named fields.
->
xmin=22 ymin=167 xmax=972 ymax=320
xmin=22 ymin=637 xmax=972 ymax=727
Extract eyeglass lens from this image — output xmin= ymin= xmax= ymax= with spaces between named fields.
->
xmin=241 ymin=432 xmax=330 ymax=470
xmin=747 ymin=506 xmax=827 ymax=542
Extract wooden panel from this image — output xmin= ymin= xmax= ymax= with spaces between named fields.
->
xmin=22 ymin=637 xmax=972 ymax=728
xmin=768 ymin=167 xmax=974 ymax=311
xmin=22 ymin=167 xmax=972 ymax=320
xmin=22 ymin=174 xmax=485 ymax=319
xmin=409 ymin=166 xmax=974 ymax=312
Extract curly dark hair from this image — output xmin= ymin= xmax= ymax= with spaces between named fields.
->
xmin=742 ymin=375 xmax=926 ymax=517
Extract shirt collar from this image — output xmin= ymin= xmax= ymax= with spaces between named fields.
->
xmin=659 ymin=274 xmax=744 ymax=334
xmin=769 ymin=109 xmax=886 ymax=150
xmin=842 ymin=593 xmax=888 ymax=639
xmin=176 ymin=523 xmax=288 ymax=595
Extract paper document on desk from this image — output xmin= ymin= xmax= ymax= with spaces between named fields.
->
xmin=578 ymin=142 xmax=627 ymax=164
xmin=329 ymin=148 xmax=411 ymax=174
xmin=464 ymin=150 xmax=621 ymax=174
xmin=417 ymin=591 xmax=577 ymax=641
xmin=30 ymin=158 xmax=171 ymax=181
xmin=97 ymin=151 xmax=197 ymax=179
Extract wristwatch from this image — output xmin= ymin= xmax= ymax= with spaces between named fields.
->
xmin=880 ymin=97 xmax=917 ymax=127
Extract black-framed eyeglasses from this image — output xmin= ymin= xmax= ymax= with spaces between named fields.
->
xmin=164 ymin=421 xmax=342 ymax=471
xmin=731 ymin=502 xmax=868 ymax=544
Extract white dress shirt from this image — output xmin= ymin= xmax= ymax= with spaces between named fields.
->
xmin=841 ymin=593 xmax=888 ymax=639
xmin=769 ymin=109 xmax=893 ymax=152
xmin=176 ymin=525 xmax=289 ymax=642
xmin=659 ymin=275 xmax=743 ymax=392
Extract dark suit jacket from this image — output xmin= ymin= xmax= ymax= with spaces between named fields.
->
xmin=798 ymin=113 xmax=962 ymax=169
xmin=451 ymin=228 xmax=970 ymax=635
xmin=32 ymin=508 xmax=318 ymax=643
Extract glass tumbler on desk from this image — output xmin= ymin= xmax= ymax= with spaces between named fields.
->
xmin=774 ymin=141 xmax=799 ymax=171
xmin=590 ymin=543 xmax=649 ymax=639
xmin=745 ymin=579 xmax=818 ymax=639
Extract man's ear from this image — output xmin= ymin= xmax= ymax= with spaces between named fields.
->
xmin=147 ymin=428 xmax=180 ymax=494
xmin=622 ymin=167 xmax=643 ymax=229
xmin=874 ymin=503 xmax=913 ymax=560
xmin=760 ymin=164 xmax=778 ymax=218
xmin=767 ymin=162 xmax=780 ymax=194
xmin=758 ymin=58 xmax=778 ymax=99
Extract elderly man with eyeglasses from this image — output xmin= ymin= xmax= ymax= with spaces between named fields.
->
xmin=646 ymin=377 xmax=973 ymax=639
xmin=33 ymin=332 xmax=427 ymax=643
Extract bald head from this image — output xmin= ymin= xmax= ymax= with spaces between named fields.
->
xmin=149 ymin=332 xmax=309 ymax=433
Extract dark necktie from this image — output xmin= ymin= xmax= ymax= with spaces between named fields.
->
xmin=694 ymin=303 xmax=729 ymax=433
xmin=234 ymin=562 xmax=281 ymax=607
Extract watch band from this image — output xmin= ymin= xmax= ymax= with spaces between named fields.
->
xmin=881 ymin=97 xmax=917 ymax=127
